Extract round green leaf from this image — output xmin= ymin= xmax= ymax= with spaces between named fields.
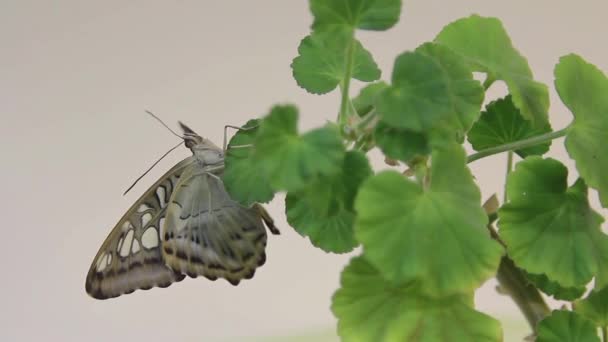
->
xmin=376 ymin=51 xmax=452 ymax=132
xmin=416 ymin=42 xmax=485 ymax=140
xmin=332 ymin=256 xmax=503 ymax=342
xmin=253 ymin=105 xmax=345 ymax=192
xmin=525 ymin=272 xmax=586 ymax=301
xmin=498 ymin=157 xmax=608 ymax=288
xmin=223 ymin=119 xmax=275 ymax=206
xmin=468 ymin=96 xmax=552 ymax=158
xmin=310 ymin=0 xmax=402 ymax=31
xmin=555 ymin=54 xmax=608 ymax=208
xmin=355 ymin=144 xmax=503 ymax=296
xmin=352 ymin=81 xmax=388 ymax=116
xmin=374 ymin=122 xmax=430 ymax=162
xmin=291 ymin=28 xmax=380 ymax=95
xmin=435 ymin=15 xmax=550 ymax=128
xmin=286 ymin=151 xmax=372 ymax=253
xmin=536 ymin=310 xmax=599 ymax=342
xmin=576 ymin=286 xmax=608 ymax=327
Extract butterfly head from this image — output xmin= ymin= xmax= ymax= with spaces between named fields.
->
xmin=179 ymin=121 xmax=223 ymax=164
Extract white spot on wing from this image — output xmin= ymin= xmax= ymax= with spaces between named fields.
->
xmin=156 ymin=186 xmax=166 ymax=207
xmin=141 ymin=212 xmax=153 ymax=227
xmin=120 ymin=230 xmax=134 ymax=257
xmin=107 ymin=254 xmax=112 ymax=265
xmin=159 ymin=217 xmax=167 ymax=239
xmin=117 ymin=237 xmax=124 ymax=253
xmin=97 ymin=254 xmax=108 ymax=271
xmin=138 ymin=204 xmax=151 ymax=213
xmin=142 ymin=226 xmax=159 ymax=249
xmin=131 ymin=239 xmax=141 ymax=254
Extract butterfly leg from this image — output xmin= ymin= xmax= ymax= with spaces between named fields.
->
xmin=223 ymin=124 xmax=259 ymax=152
xmin=253 ymin=203 xmax=280 ymax=235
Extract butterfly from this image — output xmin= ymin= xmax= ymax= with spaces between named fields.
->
xmin=85 ymin=122 xmax=279 ymax=300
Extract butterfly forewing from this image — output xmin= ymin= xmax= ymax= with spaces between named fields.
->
xmin=85 ymin=157 xmax=196 ymax=299
xmin=162 ymin=166 xmax=269 ymax=285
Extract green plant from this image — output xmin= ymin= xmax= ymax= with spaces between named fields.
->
xmin=223 ymin=1 xmax=608 ymax=341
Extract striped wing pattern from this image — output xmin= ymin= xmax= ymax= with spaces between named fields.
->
xmin=162 ymin=165 xmax=270 ymax=285
xmin=85 ymin=157 xmax=196 ymax=299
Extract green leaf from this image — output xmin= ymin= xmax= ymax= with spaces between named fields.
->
xmin=352 ymin=81 xmax=388 ymax=116
xmin=555 ymin=54 xmax=608 ymax=208
xmin=416 ymin=42 xmax=485 ymax=140
xmin=536 ymin=310 xmax=600 ymax=342
xmin=468 ymin=96 xmax=552 ymax=158
xmin=291 ymin=28 xmax=380 ymax=95
xmin=286 ymin=151 xmax=372 ymax=253
xmin=435 ymin=15 xmax=550 ymax=128
xmin=576 ymin=286 xmax=608 ymax=327
xmin=224 ymin=119 xmax=275 ymax=206
xmin=525 ymin=272 xmax=586 ymax=301
xmin=355 ymin=144 xmax=503 ymax=295
xmin=498 ymin=157 xmax=608 ymax=288
xmin=376 ymin=51 xmax=452 ymax=132
xmin=332 ymin=256 xmax=503 ymax=342
xmin=373 ymin=122 xmax=430 ymax=162
xmin=310 ymin=0 xmax=402 ymax=31
xmin=253 ymin=105 xmax=345 ymax=192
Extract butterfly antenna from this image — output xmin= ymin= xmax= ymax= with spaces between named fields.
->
xmin=123 ymin=140 xmax=184 ymax=195
xmin=145 ymin=110 xmax=184 ymax=139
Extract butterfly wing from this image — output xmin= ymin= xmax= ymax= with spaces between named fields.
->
xmin=85 ymin=157 xmax=196 ymax=299
xmin=162 ymin=165 xmax=273 ymax=285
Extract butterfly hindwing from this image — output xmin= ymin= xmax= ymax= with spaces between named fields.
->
xmin=85 ymin=157 xmax=196 ymax=299
xmin=162 ymin=165 xmax=270 ymax=285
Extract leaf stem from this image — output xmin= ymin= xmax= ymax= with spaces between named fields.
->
xmin=504 ymin=151 xmax=514 ymax=203
xmin=355 ymin=110 xmax=379 ymax=132
xmin=483 ymin=74 xmax=496 ymax=90
xmin=467 ymin=127 xmax=569 ymax=163
xmin=338 ymin=34 xmax=356 ymax=125
xmin=603 ymin=326 xmax=607 ymax=342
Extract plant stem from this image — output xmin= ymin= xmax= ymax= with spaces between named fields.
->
xmin=338 ymin=36 xmax=356 ymax=126
xmin=504 ymin=151 xmax=514 ymax=203
xmin=355 ymin=110 xmax=379 ymax=132
xmin=485 ymin=221 xmax=551 ymax=330
xmin=496 ymin=257 xmax=551 ymax=329
xmin=467 ymin=127 xmax=569 ymax=163
xmin=483 ymin=74 xmax=496 ymax=90
xmin=603 ymin=326 xmax=607 ymax=342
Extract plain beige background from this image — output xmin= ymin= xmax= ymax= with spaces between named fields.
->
xmin=1 ymin=1 xmax=607 ymax=341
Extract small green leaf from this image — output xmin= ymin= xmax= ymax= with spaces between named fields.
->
xmin=253 ymin=105 xmax=345 ymax=192
xmin=468 ymin=96 xmax=552 ymax=158
xmin=291 ymin=28 xmax=380 ymax=95
xmin=332 ymin=256 xmax=503 ymax=342
xmin=536 ymin=310 xmax=600 ymax=342
xmin=374 ymin=122 xmax=430 ymax=162
xmin=310 ymin=0 xmax=402 ymax=31
xmin=224 ymin=119 xmax=275 ymax=206
xmin=416 ymin=42 xmax=485 ymax=140
xmin=498 ymin=157 xmax=608 ymax=288
xmin=555 ymin=54 xmax=608 ymax=208
xmin=525 ymin=272 xmax=586 ymax=301
xmin=576 ymin=286 xmax=608 ymax=327
xmin=352 ymin=81 xmax=388 ymax=116
xmin=355 ymin=144 xmax=503 ymax=295
xmin=376 ymin=51 xmax=452 ymax=132
xmin=435 ymin=15 xmax=550 ymax=128
xmin=286 ymin=151 xmax=372 ymax=253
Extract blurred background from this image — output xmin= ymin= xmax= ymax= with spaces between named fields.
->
xmin=1 ymin=1 xmax=606 ymax=341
